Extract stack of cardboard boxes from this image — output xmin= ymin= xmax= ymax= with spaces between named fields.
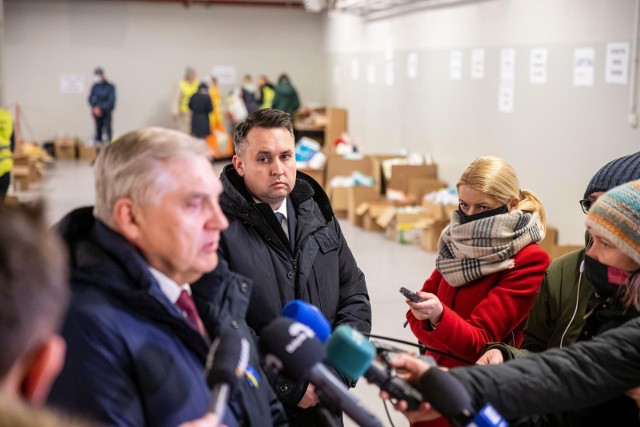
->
xmin=54 ymin=137 xmax=97 ymax=161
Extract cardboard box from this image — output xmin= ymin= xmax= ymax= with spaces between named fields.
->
xmin=359 ymin=202 xmax=394 ymax=232
xmin=407 ymin=178 xmax=447 ymax=203
xmin=325 ymin=154 xmax=373 ymax=183
xmin=386 ymin=164 xmax=438 ymax=194
xmin=550 ymin=245 xmax=583 ymax=260
xmin=422 ymin=200 xmax=458 ymax=221
xmin=54 ymin=137 xmax=78 ymax=160
xmin=419 ymin=219 xmax=449 ymax=252
xmin=348 ymin=186 xmax=381 ymax=226
xmin=327 ymin=187 xmax=349 ymax=216
xmin=377 ymin=207 xmax=430 ymax=244
xmin=299 ymin=167 xmax=325 ymax=187
xmin=78 ymin=145 xmax=97 ymax=162
xmin=12 ymin=165 xmax=30 ymax=191
xmin=539 ymin=226 xmax=558 ymax=255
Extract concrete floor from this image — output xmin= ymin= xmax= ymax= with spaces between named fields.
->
xmin=14 ymin=159 xmax=437 ymax=427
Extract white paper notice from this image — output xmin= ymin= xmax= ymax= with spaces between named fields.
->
xmin=500 ymin=48 xmax=516 ymax=81
xmin=529 ymin=48 xmax=548 ymax=84
xmin=449 ymin=50 xmax=463 ymax=80
xmin=471 ymin=48 xmax=485 ymax=79
xmin=351 ymin=59 xmax=360 ymax=80
xmin=367 ymin=62 xmax=376 ymax=84
xmin=407 ymin=53 xmax=418 ymax=79
xmin=498 ymin=81 xmax=515 ymax=113
xmin=333 ymin=64 xmax=341 ymax=85
xmin=59 ymin=74 xmax=85 ymax=94
xmin=385 ymin=61 xmax=395 ymax=86
xmin=573 ymin=48 xmax=594 ymax=87
xmin=605 ymin=42 xmax=630 ymax=85
xmin=211 ymin=66 xmax=236 ymax=85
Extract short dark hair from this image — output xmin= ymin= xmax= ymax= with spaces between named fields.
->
xmin=233 ymin=109 xmax=294 ymax=157
xmin=0 ymin=203 xmax=69 ymax=379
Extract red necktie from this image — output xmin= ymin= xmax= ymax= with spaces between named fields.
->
xmin=176 ymin=290 xmax=206 ymax=336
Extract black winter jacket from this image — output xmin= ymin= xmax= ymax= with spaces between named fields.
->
xmin=48 ymin=207 xmax=288 ymax=427
xmin=189 ymin=92 xmax=213 ymax=138
xmin=452 ymin=316 xmax=640 ymax=425
xmin=215 ymin=165 xmax=372 ymax=424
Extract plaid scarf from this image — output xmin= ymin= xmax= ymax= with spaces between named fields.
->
xmin=436 ymin=211 xmax=544 ymax=287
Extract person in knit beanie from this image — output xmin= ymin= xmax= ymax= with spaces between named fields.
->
xmin=584 ymin=179 xmax=640 ymax=311
xmin=581 ymin=151 xmax=640 ymax=213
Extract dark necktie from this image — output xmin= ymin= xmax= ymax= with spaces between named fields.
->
xmin=275 ymin=212 xmax=289 ymax=239
xmin=176 ymin=289 xmax=206 ymax=336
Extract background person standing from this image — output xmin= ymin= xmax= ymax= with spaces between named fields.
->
xmin=88 ymin=67 xmax=116 ymax=144
xmin=172 ymin=67 xmax=199 ymax=134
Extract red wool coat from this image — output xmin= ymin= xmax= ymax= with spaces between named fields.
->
xmin=407 ymin=243 xmax=550 ymax=369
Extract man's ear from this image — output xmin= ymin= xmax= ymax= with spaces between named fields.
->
xmin=112 ymin=198 xmax=141 ymax=241
xmin=21 ymin=336 xmax=66 ymax=405
xmin=232 ymin=155 xmax=245 ymax=177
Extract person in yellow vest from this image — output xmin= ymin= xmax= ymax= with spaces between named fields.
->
xmin=0 ymin=109 xmax=14 ymax=201
xmin=208 ymin=76 xmax=224 ymax=133
xmin=171 ymin=67 xmax=200 ymax=134
xmin=257 ymin=75 xmax=275 ymax=109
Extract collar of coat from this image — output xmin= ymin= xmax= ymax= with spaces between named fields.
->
xmin=220 ymin=163 xmax=334 ymax=223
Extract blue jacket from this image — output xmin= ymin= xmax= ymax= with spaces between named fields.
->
xmin=48 ymin=207 xmax=288 ymax=427
xmin=88 ymin=81 xmax=116 ymax=112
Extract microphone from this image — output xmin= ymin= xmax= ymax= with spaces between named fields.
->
xmin=419 ymin=368 xmax=508 ymax=427
xmin=259 ymin=317 xmax=383 ymax=427
xmin=325 ymin=325 xmax=424 ymax=411
xmin=282 ymin=299 xmax=331 ymax=343
xmin=205 ymin=329 xmax=250 ymax=424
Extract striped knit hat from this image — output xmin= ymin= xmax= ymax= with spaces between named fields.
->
xmin=585 ymin=179 xmax=640 ymax=266
xmin=584 ymin=152 xmax=640 ymax=199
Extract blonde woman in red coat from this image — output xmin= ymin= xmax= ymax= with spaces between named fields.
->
xmin=405 ymin=156 xmax=551 ymax=427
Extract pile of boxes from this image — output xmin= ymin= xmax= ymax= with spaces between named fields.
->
xmin=54 ymin=137 xmax=97 ymax=162
xmin=12 ymin=142 xmax=53 ymax=192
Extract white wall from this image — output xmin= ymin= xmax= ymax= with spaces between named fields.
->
xmin=3 ymin=0 xmax=326 ymax=141
xmin=324 ymin=0 xmax=640 ymax=245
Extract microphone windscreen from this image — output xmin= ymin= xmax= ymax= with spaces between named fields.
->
xmin=259 ymin=317 xmax=325 ymax=382
xmin=282 ymin=300 xmax=331 ymax=343
xmin=325 ymin=325 xmax=376 ymax=382
xmin=206 ymin=329 xmax=248 ymax=389
xmin=419 ymin=368 xmax=474 ymax=422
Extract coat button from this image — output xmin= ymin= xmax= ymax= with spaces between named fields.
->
xmin=279 ymin=384 xmax=290 ymax=393
xmin=240 ymin=282 xmax=248 ymax=292
xmin=287 ymin=271 xmax=294 ymax=279
xmin=231 ymin=320 xmax=239 ymax=329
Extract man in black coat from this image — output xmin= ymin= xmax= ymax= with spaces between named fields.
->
xmin=213 ymin=108 xmax=372 ymax=426
xmin=88 ymin=67 xmax=116 ymax=144
xmin=189 ymin=82 xmax=213 ymax=139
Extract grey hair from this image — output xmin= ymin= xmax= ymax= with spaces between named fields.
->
xmin=93 ymin=127 xmax=210 ymax=228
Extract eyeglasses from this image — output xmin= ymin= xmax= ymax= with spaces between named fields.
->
xmin=579 ymin=198 xmax=594 ymax=214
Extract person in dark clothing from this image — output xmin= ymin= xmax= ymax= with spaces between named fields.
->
xmin=385 ymin=179 xmax=640 ymax=427
xmin=210 ymin=109 xmax=371 ymax=427
xmin=241 ymin=74 xmax=259 ymax=115
xmin=47 ymin=127 xmax=288 ymax=427
xmin=189 ymin=82 xmax=213 ymax=139
xmin=272 ymin=74 xmax=300 ymax=119
xmin=88 ymin=67 xmax=116 ymax=144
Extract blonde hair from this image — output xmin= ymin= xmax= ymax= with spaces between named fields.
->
xmin=93 ymin=127 xmax=210 ymax=228
xmin=457 ymin=156 xmax=546 ymax=229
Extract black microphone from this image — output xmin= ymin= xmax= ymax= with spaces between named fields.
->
xmin=205 ymin=329 xmax=250 ymax=424
xmin=259 ymin=317 xmax=384 ymax=427
xmin=419 ymin=368 xmax=507 ymax=427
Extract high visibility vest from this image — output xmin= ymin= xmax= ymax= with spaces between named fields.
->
xmin=179 ymin=79 xmax=200 ymax=113
xmin=259 ymin=86 xmax=275 ymax=110
xmin=208 ymin=86 xmax=224 ymax=131
xmin=0 ymin=109 xmax=13 ymax=177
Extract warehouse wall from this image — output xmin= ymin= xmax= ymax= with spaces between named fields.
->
xmin=3 ymin=0 xmax=326 ymax=142
xmin=324 ymin=0 xmax=640 ymax=245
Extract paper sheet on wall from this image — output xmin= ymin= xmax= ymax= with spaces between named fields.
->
xmin=59 ymin=74 xmax=85 ymax=94
xmin=367 ymin=62 xmax=376 ymax=84
xmin=471 ymin=48 xmax=485 ymax=79
xmin=573 ymin=48 xmax=594 ymax=87
xmin=407 ymin=53 xmax=418 ymax=79
xmin=498 ymin=81 xmax=514 ymax=113
xmin=333 ymin=64 xmax=341 ymax=85
xmin=529 ymin=48 xmax=548 ymax=84
xmin=605 ymin=42 xmax=630 ymax=84
xmin=211 ymin=66 xmax=236 ymax=85
xmin=385 ymin=61 xmax=395 ymax=86
xmin=500 ymin=48 xmax=516 ymax=81
xmin=449 ymin=50 xmax=463 ymax=80
xmin=351 ymin=58 xmax=360 ymax=80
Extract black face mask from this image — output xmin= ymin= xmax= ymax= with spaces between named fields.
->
xmin=583 ymin=255 xmax=632 ymax=297
xmin=456 ymin=204 xmax=509 ymax=224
